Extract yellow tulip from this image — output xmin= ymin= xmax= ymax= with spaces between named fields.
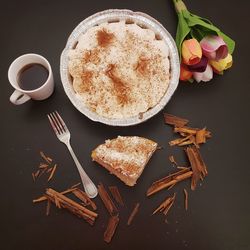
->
xmin=182 ymin=38 xmax=202 ymax=65
xmin=210 ymin=54 xmax=233 ymax=73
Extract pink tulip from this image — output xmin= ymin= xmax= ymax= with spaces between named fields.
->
xmin=182 ymin=38 xmax=202 ymax=65
xmin=200 ymin=35 xmax=228 ymax=61
xmin=193 ymin=64 xmax=213 ymax=83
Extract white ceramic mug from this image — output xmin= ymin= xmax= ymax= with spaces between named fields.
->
xmin=8 ymin=53 xmax=54 ymax=105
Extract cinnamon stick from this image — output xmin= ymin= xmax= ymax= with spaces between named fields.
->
xmin=108 ymin=186 xmax=124 ymax=206
xmin=72 ymin=188 xmax=97 ymax=210
xmin=127 ymin=203 xmax=140 ymax=226
xmin=164 ymin=113 xmax=189 ymax=127
xmin=185 ymin=146 xmax=207 ymax=190
xmin=169 ymin=135 xmax=192 ymax=146
xmin=147 ymin=168 xmax=193 ymax=196
xmin=98 ymin=183 xmax=118 ymax=216
xmin=40 ymin=151 xmax=52 ymax=164
xmin=196 ymin=128 xmax=207 ymax=144
xmin=33 ymin=183 xmax=81 ymax=203
xmin=46 ymin=200 xmax=51 ymax=216
xmin=104 ymin=215 xmax=119 ymax=243
xmin=45 ymin=188 xmax=98 ymax=225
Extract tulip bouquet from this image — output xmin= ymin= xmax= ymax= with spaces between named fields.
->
xmin=172 ymin=0 xmax=235 ymax=82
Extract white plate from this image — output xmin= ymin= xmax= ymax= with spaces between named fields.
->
xmin=60 ymin=9 xmax=180 ymax=126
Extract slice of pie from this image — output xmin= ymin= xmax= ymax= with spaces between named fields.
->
xmin=91 ymin=136 xmax=157 ymax=186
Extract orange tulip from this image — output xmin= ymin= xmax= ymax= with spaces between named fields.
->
xmin=182 ymin=38 xmax=202 ymax=65
xmin=180 ymin=64 xmax=193 ymax=81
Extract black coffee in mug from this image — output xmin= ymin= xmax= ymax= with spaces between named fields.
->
xmin=17 ymin=63 xmax=49 ymax=91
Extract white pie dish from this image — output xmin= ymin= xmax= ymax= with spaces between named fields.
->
xmin=60 ymin=9 xmax=180 ymax=126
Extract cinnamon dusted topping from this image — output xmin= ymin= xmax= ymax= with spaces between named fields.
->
xmin=106 ymin=64 xmax=130 ymax=105
xmin=80 ymin=70 xmax=93 ymax=92
xmin=69 ymin=22 xmax=170 ymax=119
xmin=83 ymin=49 xmax=100 ymax=64
xmin=97 ymin=28 xmax=114 ymax=48
xmin=135 ymin=56 xmax=150 ymax=75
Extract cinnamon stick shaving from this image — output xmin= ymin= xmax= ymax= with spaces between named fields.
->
xmin=183 ymin=189 xmax=188 ymax=211
xmin=46 ymin=200 xmax=51 ymax=216
xmin=40 ymin=151 xmax=52 ymax=164
xmin=33 ymin=183 xmax=81 ymax=203
xmin=152 ymin=193 xmax=176 ymax=216
xmin=45 ymin=188 xmax=98 ymax=225
xmin=169 ymin=135 xmax=192 ymax=146
xmin=169 ymin=155 xmax=178 ymax=166
xmin=164 ymin=113 xmax=189 ymax=127
xmin=185 ymin=146 xmax=208 ymax=190
xmin=196 ymin=128 xmax=207 ymax=144
xmin=47 ymin=164 xmax=57 ymax=182
xmin=127 ymin=203 xmax=140 ymax=226
xmin=98 ymin=183 xmax=118 ymax=216
xmin=174 ymin=126 xmax=212 ymax=138
xmin=104 ymin=215 xmax=119 ymax=243
xmin=72 ymin=188 xmax=97 ymax=210
xmin=108 ymin=186 xmax=124 ymax=206
xmin=147 ymin=168 xmax=193 ymax=196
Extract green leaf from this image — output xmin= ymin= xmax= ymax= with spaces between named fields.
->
xmin=182 ymin=11 xmax=235 ymax=53
xmin=175 ymin=11 xmax=191 ymax=57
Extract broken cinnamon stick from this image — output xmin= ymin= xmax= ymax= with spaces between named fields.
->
xmin=108 ymin=186 xmax=124 ymax=206
xmin=147 ymin=168 xmax=193 ymax=196
xmin=47 ymin=164 xmax=57 ymax=182
xmin=196 ymin=128 xmax=207 ymax=144
xmin=104 ymin=215 xmax=119 ymax=243
xmin=174 ymin=126 xmax=212 ymax=138
xmin=46 ymin=200 xmax=51 ymax=216
xmin=169 ymin=135 xmax=192 ymax=146
xmin=169 ymin=155 xmax=178 ymax=166
xmin=185 ymin=146 xmax=208 ymax=190
xmin=72 ymin=188 xmax=97 ymax=210
xmin=98 ymin=183 xmax=118 ymax=216
xmin=45 ymin=188 xmax=98 ymax=225
xmin=127 ymin=203 xmax=140 ymax=226
xmin=183 ymin=189 xmax=188 ymax=211
xmin=40 ymin=151 xmax=52 ymax=164
xmin=164 ymin=113 xmax=189 ymax=127
xmin=33 ymin=183 xmax=81 ymax=203
xmin=153 ymin=193 xmax=176 ymax=216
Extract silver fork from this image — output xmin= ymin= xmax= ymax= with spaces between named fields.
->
xmin=47 ymin=111 xmax=98 ymax=198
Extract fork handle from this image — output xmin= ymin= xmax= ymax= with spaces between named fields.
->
xmin=66 ymin=143 xmax=98 ymax=198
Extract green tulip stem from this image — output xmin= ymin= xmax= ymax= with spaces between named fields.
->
xmin=172 ymin=0 xmax=187 ymax=14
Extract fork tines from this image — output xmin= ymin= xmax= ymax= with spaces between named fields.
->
xmin=47 ymin=111 xmax=68 ymax=135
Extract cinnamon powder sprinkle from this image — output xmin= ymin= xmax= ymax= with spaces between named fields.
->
xmin=80 ymin=70 xmax=93 ymax=92
xmin=106 ymin=64 xmax=130 ymax=105
xmin=135 ymin=57 xmax=150 ymax=75
xmin=97 ymin=29 xmax=114 ymax=48
xmin=127 ymin=202 xmax=140 ymax=226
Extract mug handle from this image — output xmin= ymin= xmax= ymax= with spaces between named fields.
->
xmin=10 ymin=90 xmax=31 ymax=105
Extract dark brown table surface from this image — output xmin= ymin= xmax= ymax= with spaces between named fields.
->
xmin=1 ymin=1 xmax=250 ymax=249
